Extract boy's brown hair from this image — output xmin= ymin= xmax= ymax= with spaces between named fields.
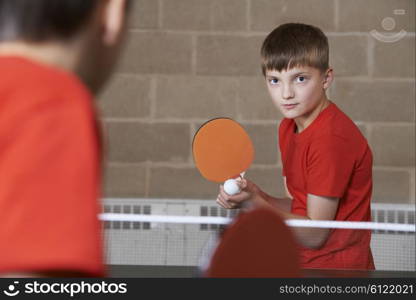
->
xmin=261 ymin=23 xmax=329 ymax=75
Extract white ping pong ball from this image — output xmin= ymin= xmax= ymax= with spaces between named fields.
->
xmin=224 ymin=179 xmax=241 ymax=196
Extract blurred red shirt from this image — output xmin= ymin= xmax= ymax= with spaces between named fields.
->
xmin=0 ymin=56 xmax=104 ymax=276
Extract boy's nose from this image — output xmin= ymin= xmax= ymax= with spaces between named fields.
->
xmin=281 ymin=84 xmax=294 ymax=100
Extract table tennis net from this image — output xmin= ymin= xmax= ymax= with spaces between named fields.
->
xmin=101 ymin=199 xmax=415 ymax=272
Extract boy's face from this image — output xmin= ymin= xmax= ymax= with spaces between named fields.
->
xmin=265 ymin=66 xmax=332 ymax=129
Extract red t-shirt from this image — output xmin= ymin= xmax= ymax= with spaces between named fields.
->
xmin=0 ymin=56 xmax=104 ymax=276
xmin=279 ymin=102 xmax=374 ymax=269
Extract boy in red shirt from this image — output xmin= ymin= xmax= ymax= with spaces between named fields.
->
xmin=0 ymin=0 xmax=131 ymax=276
xmin=216 ymin=23 xmax=375 ymax=270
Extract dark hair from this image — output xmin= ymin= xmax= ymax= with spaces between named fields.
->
xmin=0 ymin=0 xmax=99 ymax=42
xmin=261 ymin=23 xmax=329 ymax=75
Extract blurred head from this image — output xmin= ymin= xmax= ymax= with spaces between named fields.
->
xmin=0 ymin=0 xmax=131 ymax=94
xmin=0 ymin=0 xmax=100 ymax=42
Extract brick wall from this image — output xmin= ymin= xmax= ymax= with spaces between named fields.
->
xmin=98 ymin=0 xmax=415 ymax=204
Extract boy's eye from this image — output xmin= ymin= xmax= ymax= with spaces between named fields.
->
xmin=296 ymin=76 xmax=306 ymax=82
xmin=269 ymin=78 xmax=279 ymax=85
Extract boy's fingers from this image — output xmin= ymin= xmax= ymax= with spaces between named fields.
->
xmin=227 ymin=191 xmax=250 ymax=207
xmin=219 ymin=184 xmax=231 ymax=200
xmin=216 ymin=196 xmax=226 ymax=208
xmin=218 ymin=194 xmax=228 ymax=204
xmin=218 ymin=183 xmax=246 ymax=209
xmin=239 ymin=178 xmax=248 ymax=190
xmin=216 ymin=197 xmax=225 ymax=208
xmin=216 ymin=196 xmax=232 ymax=209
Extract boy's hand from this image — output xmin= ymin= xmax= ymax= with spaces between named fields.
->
xmin=216 ymin=178 xmax=263 ymax=210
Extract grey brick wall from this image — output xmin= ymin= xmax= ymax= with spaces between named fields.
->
xmin=99 ymin=0 xmax=415 ymax=204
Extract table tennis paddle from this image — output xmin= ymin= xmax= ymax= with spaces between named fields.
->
xmin=205 ymin=206 xmax=301 ymax=277
xmin=192 ymin=118 xmax=254 ymax=195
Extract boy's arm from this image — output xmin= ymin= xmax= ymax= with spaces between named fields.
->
xmin=258 ymin=190 xmax=292 ymax=213
xmin=269 ymin=194 xmax=339 ymax=249
xmin=252 ymin=191 xmax=339 ymax=249
xmin=260 ymin=176 xmax=292 ymax=212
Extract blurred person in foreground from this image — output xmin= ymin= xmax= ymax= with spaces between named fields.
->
xmin=0 ymin=0 xmax=131 ymax=277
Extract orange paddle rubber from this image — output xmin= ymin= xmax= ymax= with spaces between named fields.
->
xmin=193 ymin=118 xmax=254 ymax=183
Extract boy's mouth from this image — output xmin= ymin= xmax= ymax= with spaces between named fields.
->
xmin=282 ymin=103 xmax=298 ymax=110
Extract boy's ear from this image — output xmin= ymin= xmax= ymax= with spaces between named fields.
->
xmin=323 ymin=68 xmax=334 ymax=90
xmin=101 ymin=0 xmax=128 ymax=46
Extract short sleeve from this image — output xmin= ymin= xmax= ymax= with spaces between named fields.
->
xmin=278 ymin=129 xmax=286 ymax=177
xmin=278 ymin=120 xmax=291 ymax=177
xmin=306 ymin=135 xmax=355 ymax=198
xmin=0 ymin=96 xmax=104 ymax=276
